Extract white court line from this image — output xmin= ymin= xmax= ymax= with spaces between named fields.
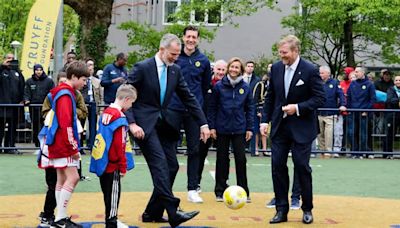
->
xmin=209 ymin=170 xmax=216 ymax=180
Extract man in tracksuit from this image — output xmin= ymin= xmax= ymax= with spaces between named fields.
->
xmin=171 ymin=25 xmax=212 ymax=203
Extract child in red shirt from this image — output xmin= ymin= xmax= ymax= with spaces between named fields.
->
xmin=92 ymin=84 xmax=137 ymax=227
xmin=48 ymin=61 xmax=89 ymax=228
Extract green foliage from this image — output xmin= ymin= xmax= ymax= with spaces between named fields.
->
xmin=0 ymin=0 xmax=34 ymax=57
xmin=252 ymin=54 xmax=278 ymax=77
xmin=281 ymin=0 xmax=400 ymax=77
xmin=63 ymin=5 xmax=79 ymax=46
xmin=75 ymin=23 xmax=109 ymax=66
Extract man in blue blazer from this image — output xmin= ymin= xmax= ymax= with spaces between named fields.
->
xmin=260 ymin=35 xmax=325 ymax=224
xmin=126 ymin=33 xmax=210 ymax=228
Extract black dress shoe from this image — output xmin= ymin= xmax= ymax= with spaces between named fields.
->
xmin=302 ymin=211 xmax=313 ymax=224
xmin=169 ymin=210 xmax=199 ymax=228
xmin=269 ymin=211 xmax=288 ymax=224
xmin=142 ymin=212 xmax=168 ymax=223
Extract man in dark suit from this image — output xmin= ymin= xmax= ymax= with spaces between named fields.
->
xmin=260 ymin=35 xmax=325 ymax=224
xmin=126 ymin=33 xmax=210 ymax=228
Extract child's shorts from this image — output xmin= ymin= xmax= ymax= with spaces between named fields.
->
xmin=49 ymin=154 xmax=81 ymax=169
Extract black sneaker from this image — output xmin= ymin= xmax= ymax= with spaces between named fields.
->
xmin=51 ymin=217 xmax=82 ymax=228
xmin=38 ymin=212 xmax=54 ymax=227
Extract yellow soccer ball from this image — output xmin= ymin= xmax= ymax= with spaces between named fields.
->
xmin=223 ymin=185 xmax=247 ymax=210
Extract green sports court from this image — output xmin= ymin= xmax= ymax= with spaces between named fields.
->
xmin=0 ymin=153 xmax=399 ymax=227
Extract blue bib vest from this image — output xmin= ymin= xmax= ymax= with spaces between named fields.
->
xmin=89 ymin=116 xmax=135 ymax=177
xmin=37 ymin=89 xmax=79 ymax=162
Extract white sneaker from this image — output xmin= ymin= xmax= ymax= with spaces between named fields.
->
xmin=188 ymin=190 xmax=203 ymax=203
xmin=333 ymin=153 xmax=340 ymax=158
xmin=368 ymin=155 xmax=374 ymax=159
xmin=117 ymin=220 xmax=129 ymax=228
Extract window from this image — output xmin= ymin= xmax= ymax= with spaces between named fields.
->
xmin=163 ymin=0 xmax=223 ymax=26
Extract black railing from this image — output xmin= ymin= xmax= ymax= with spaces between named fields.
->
xmin=1 ymin=104 xmax=400 ymax=157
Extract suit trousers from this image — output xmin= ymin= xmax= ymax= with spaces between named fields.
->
xmin=214 ymin=133 xmax=249 ymax=197
xmin=135 ymin=125 xmax=180 ymax=219
xmin=181 ymin=112 xmax=201 ymax=190
xmin=271 ymin=120 xmax=313 ymax=214
xmin=100 ymin=171 xmax=121 ymax=228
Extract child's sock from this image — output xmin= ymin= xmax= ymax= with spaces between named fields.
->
xmin=55 ymin=185 xmax=74 ymax=221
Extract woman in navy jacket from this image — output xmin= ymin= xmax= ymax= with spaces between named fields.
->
xmin=208 ymin=57 xmax=255 ymax=201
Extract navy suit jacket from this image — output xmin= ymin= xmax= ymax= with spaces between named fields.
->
xmin=262 ymin=58 xmax=325 ymax=143
xmin=125 ymin=57 xmax=207 ymax=138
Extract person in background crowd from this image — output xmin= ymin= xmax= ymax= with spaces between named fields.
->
xmin=337 ymin=67 xmax=354 ymax=152
xmin=253 ymin=74 xmax=269 ymax=156
xmin=172 ymin=25 xmax=212 ymax=204
xmin=208 ymin=57 xmax=254 ymax=203
xmin=0 ymin=53 xmax=25 ymax=154
xmin=383 ymin=75 xmax=400 ymax=158
xmin=23 ymin=64 xmax=55 ymax=152
xmin=317 ymin=66 xmax=346 ymax=158
xmin=347 ymin=67 xmax=376 ymax=158
xmin=243 ymin=61 xmax=261 ymax=156
xmin=79 ymin=59 xmax=103 ymax=152
xmin=101 ymin=53 xmax=128 ymax=104
xmin=198 ymin=59 xmax=227 ymax=193
xmin=61 ymin=51 xmax=77 ymax=72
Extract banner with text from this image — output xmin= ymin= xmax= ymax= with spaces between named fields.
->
xmin=20 ymin=0 xmax=61 ymax=78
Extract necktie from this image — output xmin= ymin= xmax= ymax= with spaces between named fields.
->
xmin=284 ymin=67 xmax=292 ymax=98
xmin=160 ymin=64 xmax=167 ymax=104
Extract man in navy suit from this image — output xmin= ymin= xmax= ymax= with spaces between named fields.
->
xmin=260 ymin=35 xmax=325 ymax=224
xmin=126 ymin=33 xmax=210 ymax=228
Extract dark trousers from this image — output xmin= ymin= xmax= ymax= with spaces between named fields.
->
xmin=272 ymin=121 xmax=313 ymax=214
xmin=214 ymin=133 xmax=249 ymax=197
xmin=291 ymin=169 xmax=301 ymax=200
xmin=383 ymin=114 xmax=400 ymax=156
xmin=30 ymin=106 xmax=43 ymax=147
xmin=100 ymin=171 xmax=121 ymax=228
xmin=135 ymin=126 xmax=180 ymax=220
xmin=87 ymin=102 xmax=97 ymax=150
xmin=43 ymin=168 xmax=57 ymax=218
xmin=181 ymin=112 xmax=201 ymax=191
xmin=198 ymin=138 xmax=212 ymax=186
xmin=0 ymin=114 xmax=18 ymax=150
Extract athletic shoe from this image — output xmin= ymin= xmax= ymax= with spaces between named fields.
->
xmin=246 ymin=197 xmax=252 ymax=203
xmin=368 ymin=155 xmax=374 ymax=159
xmin=51 ymin=217 xmax=82 ymax=228
xmin=38 ymin=212 xmax=54 ymax=227
xmin=290 ymin=199 xmax=301 ymax=210
xmin=187 ymin=190 xmax=203 ymax=203
xmin=117 ymin=220 xmax=129 ymax=228
xmin=333 ymin=153 xmax=340 ymax=158
xmin=266 ymin=198 xmax=276 ymax=208
xmin=216 ymin=196 xmax=224 ymax=202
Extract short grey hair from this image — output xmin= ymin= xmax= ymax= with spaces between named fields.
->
xmin=355 ymin=66 xmax=366 ymax=74
xmin=214 ymin=59 xmax=227 ymax=67
xmin=160 ymin=33 xmax=181 ymax=48
xmin=319 ymin=65 xmax=331 ymax=75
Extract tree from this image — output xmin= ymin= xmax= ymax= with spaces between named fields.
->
xmin=64 ymin=0 xmax=113 ymax=65
xmin=281 ymin=0 xmax=400 ymax=77
xmin=0 ymin=0 xmax=34 ymax=56
xmin=119 ymin=0 xmax=277 ymax=65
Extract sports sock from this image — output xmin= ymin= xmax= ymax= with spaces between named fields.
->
xmin=55 ymin=185 xmax=74 ymax=221
xmin=55 ymin=184 xmax=62 ymax=208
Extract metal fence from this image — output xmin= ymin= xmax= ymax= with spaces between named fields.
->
xmin=1 ymin=104 xmax=400 ymax=157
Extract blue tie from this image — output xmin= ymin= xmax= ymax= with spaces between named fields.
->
xmin=160 ymin=64 xmax=167 ymax=104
